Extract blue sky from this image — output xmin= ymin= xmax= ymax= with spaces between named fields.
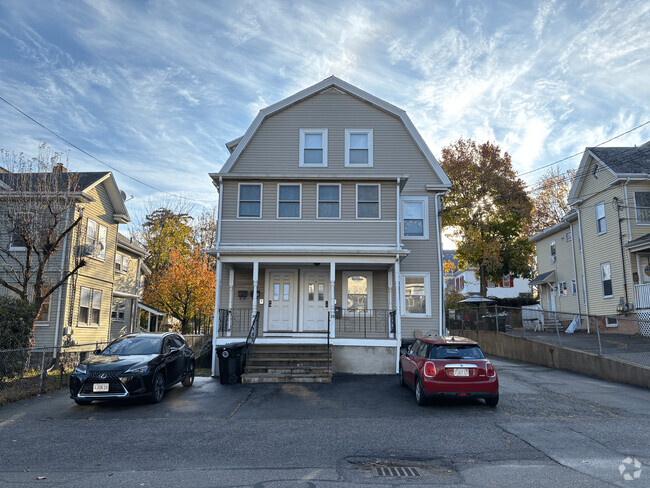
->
xmin=1 ymin=0 xmax=649 ymax=223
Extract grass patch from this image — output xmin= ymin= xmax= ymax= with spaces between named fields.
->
xmin=0 ymin=371 xmax=72 ymax=407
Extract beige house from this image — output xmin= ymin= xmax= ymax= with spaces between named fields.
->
xmin=530 ymin=142 xmax=650 ymax=336
xmin=209 ymin=77 xmax=452 ymax=376
xmin=0 ymin=170 xmax=146 ymax=350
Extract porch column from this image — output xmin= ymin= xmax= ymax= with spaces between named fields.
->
xmin=394 ymin=259 xmax=402 ymax=373
xmin=330 ymin=262 xmax=336 ymax=338
xmin=147 ymin=311 xmax=151 ymax=332
xmin=388 ymin=270 xmax=394 ymax=338
xmin=228 ymin=267 xmax=235 ymax=336
xmin=252 ymin=261 xmax=259 ymax=319
xmin=211 ymin=258 xmax=222 ymax=377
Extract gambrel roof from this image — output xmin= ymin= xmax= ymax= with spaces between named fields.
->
xmin=216 ymin=76 xmax=451 ymax=187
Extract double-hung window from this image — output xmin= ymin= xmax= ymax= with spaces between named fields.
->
xmin=356 ymin=184 xmax=380 ymax=219
xmin=401 ymin=197 xmax=428 ymax=239
xmin=299 ymin=129 xmax=327 ymax=167
xmin=601 ymin=262 xmax=612 ymax=298
xmin=345 ymin=129 xmax=373 ymax=166
xmin=558 ymin=282 xmax=567 ymax=296
xmin=634 ymin=192 xmax=650 ymax=224
xmin=277 ymin=184 xmax=301 ymax=219
xmin=85 ymin=219 xmax=107 ymax=260
xmin=79 ymin=287 xmax=102 ymax=326
xmin=115 ymin=253 xmax=129 ymax=273
xmin=402 ymin=273 xmax=431 ymax=317
xmin=550 ymin=240 xmax=556 ymax=263
xmin=596 ymin=202 xmax=606 ymax=235
xmin=35 ymin=286 xmax=51 ymax=325
xmin=238 ymin=183 xmax=262 ymax=218
xmin=317 ymin=184 xmax=340 ymax=218
xmin=111 ymin=298 xmax=126 ymax=322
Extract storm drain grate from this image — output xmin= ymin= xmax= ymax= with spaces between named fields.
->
xmin=372 ymin=467 xmax=421 ymax=477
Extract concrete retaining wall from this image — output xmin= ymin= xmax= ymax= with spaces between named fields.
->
xmin=450 ymin=330 xmax=650 ymax=389
xmin=332 ymin=346 xmax=396 ymax=374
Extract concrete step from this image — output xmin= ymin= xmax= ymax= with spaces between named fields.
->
xmin=248 ymin=357 xmax=330 ymax=365
xmin=241 ymin=372 xmax=332 ymax=384
xmin=246 ymin=365 xmax=331 ymax=374
xmin=249 ymin=351 xmax=331 ymax=360
xmin=252 ymin=344 xmax=330 ymax=352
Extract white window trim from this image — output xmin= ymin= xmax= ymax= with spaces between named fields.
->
xmin=595 ymin=202 xmax=607 ymax=235
xmin=356 ymin=183 xmax=381 ymax=220
xmin=601 ymin=262 xmax=613 ymax=298
xmin=558 ymin=281 xmax=567 ymax=296
xmin=401 ymin=272 xmax=431 ymax=318
xmin=317 ymin=183 xmax=341 ymax=219
xmin=85 ymin=218 xmax=107 ymax=261
xmin=299 ymin=129 xmax=328 ymax=167
xmin=342 ymin=271 xmax=373 ymax=312
xmin=633 ymin=191 xmax=650 ymax=226
xmin=276 ymin=183 xmax=302 ymax=219
xmin=345 ymin=129 xmax=373 ymax=167
xmin=78 ymin=286 xmax=102 ymax=328
xmin=606 ymin=317 xmax=618 ymax=328
xmin=35 ymin=290 xmax=51 ymax=326
xmin=550 ymin=240 xmax=556 ymax=263
xmin=115 ymin=253 xmax=129 ymax=274
xmin=111 ymin=298 xmax=126 ymax=322
xmin=237 ymin=182 xmax=263 ymax=219
xmin=401 ymin=196 xmax=429 ymax=240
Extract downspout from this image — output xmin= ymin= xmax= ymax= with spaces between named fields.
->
xmin=624 ymin=179 xmax=632 ymax=242
xmin=211 ymin=176 xmax=224 ymax=377
xmin=396 ymin=178 xmax=401 ymax=250
xmin=577 ymin=207 xmax=590 ymax=332
xmin=52 ymin=206 xmax=71 ymax=357
xmin=569 ymin=221 xmax=581 ymax=316
xmin=434 ymin=192 xmax=444 ymax=336
xmin=394 ymin=178 xmax=402 ymax=373
xmin=614 ymin=197 xmax=630 ymax=307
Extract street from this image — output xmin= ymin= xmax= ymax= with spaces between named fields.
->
xmin=0 ymin=357 xmax=648 ymax=487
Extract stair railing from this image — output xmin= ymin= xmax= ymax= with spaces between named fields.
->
xmin=327 ymin=311 xmax=332 ymax=376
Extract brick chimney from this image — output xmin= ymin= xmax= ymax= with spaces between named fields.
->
xmin=52 ymin=162 xmax=67 ymax=173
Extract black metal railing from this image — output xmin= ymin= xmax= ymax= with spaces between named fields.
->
xmin=218 ymin=309 xmax=253 ymax=337
xmin=335 ymin=309 xmax=396 ymax=339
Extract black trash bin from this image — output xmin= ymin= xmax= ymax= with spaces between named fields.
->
xmin=216 ymin=342 xmax=247 ymax=384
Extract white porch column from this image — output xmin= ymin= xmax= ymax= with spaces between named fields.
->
xmin=394 ymin=259 xmax=402 ymax=373
xmin=329 ymin=262 xmax=336 ymax=338
xmin=211 ymin=258 xmax=222 ymax=377
xmin=228 ymin=267 xmax=235 ymax=336
xmin=147 ymin=312 xmax=151 ymax=332
xmin=252 ymin=261 xmax=259 ymax=319
xmin=388 ymin=270 xmax=394 ymax=339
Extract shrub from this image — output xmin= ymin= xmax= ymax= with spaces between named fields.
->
xmin=494 ymin=296 xmax=539 ymax=307
xmin=0 ymin=296 xmax=35 ymax=378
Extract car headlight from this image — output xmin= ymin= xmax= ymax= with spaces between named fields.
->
xmin=125 ymin=364 xmax=150 ymax=374
xmin=73 ymin=364 xmax=88 ymax=375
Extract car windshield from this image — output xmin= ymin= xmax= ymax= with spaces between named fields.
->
xmin=430 ymin=344 xmax=485 ymax=360
xmin=101 ymin=336 xmax=161 ymax=356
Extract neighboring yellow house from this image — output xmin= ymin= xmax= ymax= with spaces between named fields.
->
xmin=530 ymin=142 xmax=650 ymax=336
xmin=0 ymin=170 xmax=145 ymax=350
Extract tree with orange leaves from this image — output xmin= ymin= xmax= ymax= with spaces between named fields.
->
xmin=144 ymin=248 xmax=215 ymax=334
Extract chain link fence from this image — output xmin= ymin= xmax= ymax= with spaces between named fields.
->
xmin=447 ymin=305 xmax=650 ymax=368
xmin=0 ymin=333 xmax=212 ymax=406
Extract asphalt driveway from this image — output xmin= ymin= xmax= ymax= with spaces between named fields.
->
xmin=0 ymin=358 xmax=648 ymax=487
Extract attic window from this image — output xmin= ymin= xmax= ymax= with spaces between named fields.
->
xmin=345 ymin=130 xmax=373 ymax=166
xmin=593 ymin=164 xmax=600 ymax=179
xmin=299 ymin=129 xmax=328 ymax=167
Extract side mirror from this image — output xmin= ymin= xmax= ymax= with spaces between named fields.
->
xmin=94 ymin=349 xmax=102 ymax=355
xmin=168 ymin=347 xmax=180 ymax=354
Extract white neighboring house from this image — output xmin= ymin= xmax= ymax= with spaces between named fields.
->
xmin=450 ymin=268 xmax=531 ymax=299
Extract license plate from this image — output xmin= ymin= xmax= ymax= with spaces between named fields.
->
xmin=454 ymin=368 xmax=469 ymax=377
xmin=93 ymin=383 xmax=109 ymax=393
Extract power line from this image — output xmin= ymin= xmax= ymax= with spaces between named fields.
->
xmin=518 ymin=120 xmax=650 ymax=178
xmin=0 ymin=94 xmax=214 ymax=204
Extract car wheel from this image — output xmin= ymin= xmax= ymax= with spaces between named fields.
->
xmin=182 ymin=361 xmax=195 ymax=387
xmin=415 ymin=377 xmax=428 ymax=406
xmin=485 ymin=395 xmax=499 ymax=407
xmin=150 ymin=372 xmax=165 ymax=403
xmin=74 ymin=399 xmax=92 ymax=406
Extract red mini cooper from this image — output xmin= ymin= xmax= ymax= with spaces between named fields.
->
xmin=399 ymin=336 xmax=499 ymax=407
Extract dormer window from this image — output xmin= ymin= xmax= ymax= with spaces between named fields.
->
xmin=345 ymin=129 xmax=373 ymax=166
xmin=299 ymin=129 xmax=328 ymax=167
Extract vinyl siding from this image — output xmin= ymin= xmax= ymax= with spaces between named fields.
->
xmin=220 ymin=180 xmax=397 ymax=245
xmin=228 ymin=89 xmax=444 ymax=189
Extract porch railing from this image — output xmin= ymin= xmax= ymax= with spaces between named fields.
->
xmin=635 ymin=283 xmax=650 ymax=309
xmin=335 ymin=309 xmax=396 ymax=339
xmin=218 ymin=309 xmax=252 ymax=337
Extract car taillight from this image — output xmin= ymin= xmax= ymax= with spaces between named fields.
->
xmin=486 ymin=362 xmax=496 ymax=377
xmin=424 ymin=361 xmax=437 ymax=377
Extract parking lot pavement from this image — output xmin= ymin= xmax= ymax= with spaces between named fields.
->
xmin=0 ymin=357 xmax=648 ymax=488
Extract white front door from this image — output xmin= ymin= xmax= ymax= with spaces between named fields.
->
xmin=301 ymin=271 xmax=329 ymax=331
xmin=548 ymin=284 xmax=556 ymax=312
xmin=266 ymin=271 xmax=297 ymax=332
xmin=639 ymin=255 xmax=650 ymax=284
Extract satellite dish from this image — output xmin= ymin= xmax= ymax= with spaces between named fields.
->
xmin=120 ymin=190 xmax=127 ymax=201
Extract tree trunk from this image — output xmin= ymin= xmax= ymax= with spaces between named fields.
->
xmin=479 ymin=265 xmax=487 ymax=297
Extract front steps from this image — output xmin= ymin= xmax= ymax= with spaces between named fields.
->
xmin=241 ymin=344 xmax=332 ymax=383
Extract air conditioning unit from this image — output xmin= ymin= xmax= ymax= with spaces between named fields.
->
xmin=81 ymin=244 xmax=98 ymax=256
xmin=62 ymin=326 xmax=71 ymax=335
